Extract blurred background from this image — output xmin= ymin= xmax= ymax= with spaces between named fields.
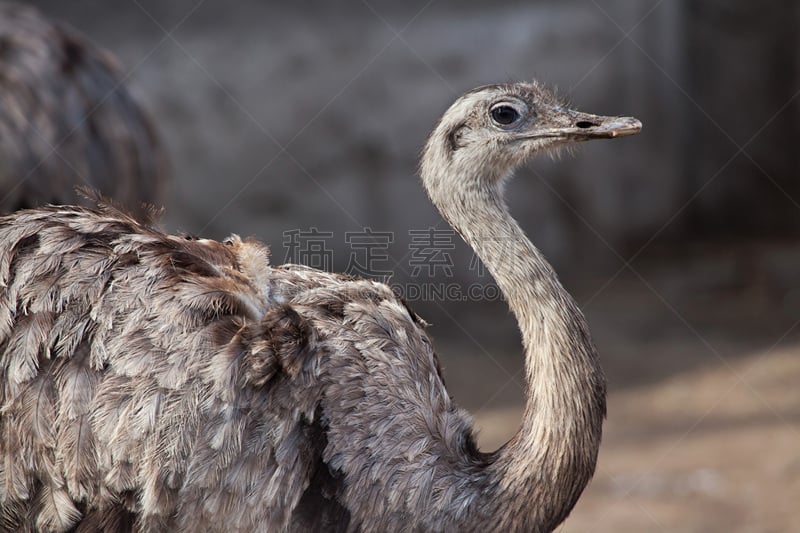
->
xmin=19 ymin=0 xmax=800 ymax=530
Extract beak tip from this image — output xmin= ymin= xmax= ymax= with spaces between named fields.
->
xmin=608 ymin=116 xmax=642 ymax=137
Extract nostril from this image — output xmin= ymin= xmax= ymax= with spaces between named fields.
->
xmin=575 ymin=121 xmax=597 ymax=129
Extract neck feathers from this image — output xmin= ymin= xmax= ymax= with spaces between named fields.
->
xmin=427 ymin=173 xmax=606 ymax=530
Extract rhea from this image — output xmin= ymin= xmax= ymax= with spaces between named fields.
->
xmin=0 ymin=2 xmax=167 ymax=215
xmin=0 ymin=81 xmax=640 ymax=532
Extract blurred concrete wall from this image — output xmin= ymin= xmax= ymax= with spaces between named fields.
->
xmin=683 ymin=0 xmax=800 ymax=239
xmin=25 ymin=0 xmax=799 ymax=277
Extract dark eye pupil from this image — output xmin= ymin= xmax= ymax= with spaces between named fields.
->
xmin=491 ymin=106 xmax=520 ymax=125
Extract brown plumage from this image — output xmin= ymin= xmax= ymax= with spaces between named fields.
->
xmin=0 ymin=2 xmax=167 ymax=215
xmin=0 ymin=82 xmax=640 ymax=532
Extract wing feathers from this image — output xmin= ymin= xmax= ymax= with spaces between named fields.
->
xmin=0 ymin=206 xmax=460 ymax=531
xmin=36 ymin=483 xmax=82 ymax=532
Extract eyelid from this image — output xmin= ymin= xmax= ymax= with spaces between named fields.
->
xmin=491 ymin=100 xmax=526 ymax=114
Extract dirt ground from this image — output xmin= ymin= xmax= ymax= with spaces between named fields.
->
xmin=438 ymin=253 xmax=800 ymax=533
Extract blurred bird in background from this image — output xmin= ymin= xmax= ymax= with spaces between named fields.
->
xmin=0 ymin=1 xmax=167 ymax=216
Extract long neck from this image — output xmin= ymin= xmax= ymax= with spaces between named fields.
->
xmin=431 ymin=179 xmax=607 ymax=531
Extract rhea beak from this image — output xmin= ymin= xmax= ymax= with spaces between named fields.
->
xmin=565 ymin=113 xmax=642 ymax=139
xmin=520 ymin=111 xmax=642 ymax=141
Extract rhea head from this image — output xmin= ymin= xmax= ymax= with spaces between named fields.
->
xmin=420 ymin=81 xmax=641 ymax=207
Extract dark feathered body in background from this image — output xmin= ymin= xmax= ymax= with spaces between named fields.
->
xmin=0 ymin=2 xmax=166 ymax=215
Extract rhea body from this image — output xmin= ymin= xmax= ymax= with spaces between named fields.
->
xmin=0 ymin=82 xmax=640 ymax=532
xmin=0 ymin=2 xmax=167 ymax=215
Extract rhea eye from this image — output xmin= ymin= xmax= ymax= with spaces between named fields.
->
xmin=490 ymin=105 xmax=521 ymax=126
